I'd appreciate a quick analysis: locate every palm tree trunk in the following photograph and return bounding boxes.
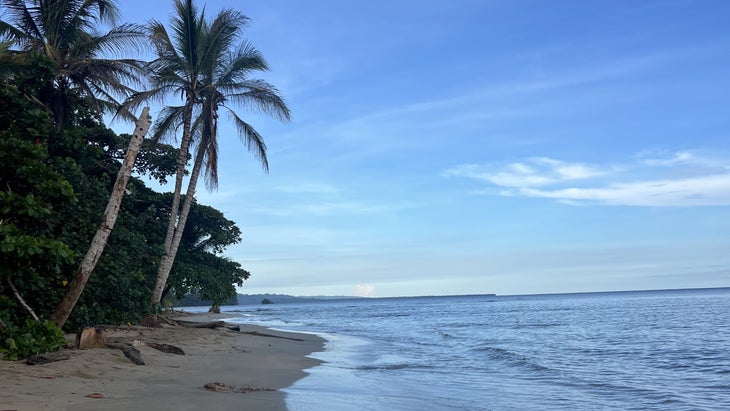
[152,98,194,307]
[150,142,206,308]
[161,97,195,255]
[51,108,153,329]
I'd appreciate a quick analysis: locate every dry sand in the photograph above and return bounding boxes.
[0,314,324,411]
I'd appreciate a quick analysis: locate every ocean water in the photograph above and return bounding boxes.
[221,288,730,410]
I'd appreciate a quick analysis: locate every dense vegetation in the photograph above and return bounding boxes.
[0,0,280,359]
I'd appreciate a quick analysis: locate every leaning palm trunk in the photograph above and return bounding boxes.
[160,97,195,259]
[149,142,205,307]
[153,99,195,307]
[51,108,153,329]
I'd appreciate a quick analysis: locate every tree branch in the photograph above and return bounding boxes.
[6,278,39,321]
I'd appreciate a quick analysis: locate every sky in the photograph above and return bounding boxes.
[114,0,730,297]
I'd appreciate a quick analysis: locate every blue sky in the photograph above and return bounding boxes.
[118,0,730,297]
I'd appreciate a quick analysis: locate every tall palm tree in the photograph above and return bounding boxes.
[0,0,145,128]
[146,0,290,308]
[132,0,209,307]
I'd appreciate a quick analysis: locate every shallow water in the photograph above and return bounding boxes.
[222,288,730,410]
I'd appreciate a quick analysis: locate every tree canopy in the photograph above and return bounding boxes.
[0,0,278,359]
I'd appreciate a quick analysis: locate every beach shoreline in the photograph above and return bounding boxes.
[0,314,325,411]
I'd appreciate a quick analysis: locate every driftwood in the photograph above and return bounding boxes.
[26,351,70,365]
[174,321,240,333]
[132,340,185,355]
[107,343,145,365]
[176,320,227,329]
[204,382,275,394]
[240,331,304,342]
[147,342,185,355]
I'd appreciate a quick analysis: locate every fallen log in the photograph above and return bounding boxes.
[26,351,70,365]
[147,342,185,355]
[107,343,145,365]
[204,382,275,393]
[175,320,227,329]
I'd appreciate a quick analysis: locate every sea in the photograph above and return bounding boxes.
[213,288,729,410]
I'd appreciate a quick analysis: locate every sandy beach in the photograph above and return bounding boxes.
[0,314,324,411]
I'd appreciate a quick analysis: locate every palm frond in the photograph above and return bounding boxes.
[201,9,248,73]
[152,104,186,144]
[203,128,219,190]
[195,98,220,189]
[225,80,291,122]
[0,0,147,126]
[74,23,147,57]
[0,0,43,48]
[228,107,269,173]
[172,0,203,76]
[213,42,268,86]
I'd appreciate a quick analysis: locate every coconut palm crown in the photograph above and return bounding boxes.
[144,0,290,308]
[0,0,146,128]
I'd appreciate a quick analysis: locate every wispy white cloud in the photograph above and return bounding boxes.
[521,174,730,206]
[443,157,609,188]
[444,151,730,207]
[637,150,730,170]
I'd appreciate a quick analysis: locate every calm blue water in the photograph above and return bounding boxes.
[220,288,730,410]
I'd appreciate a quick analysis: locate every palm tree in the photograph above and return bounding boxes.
[146,0,290,308]
[131,0,209,307]
[50,107,152,328]
[0,0,145,128]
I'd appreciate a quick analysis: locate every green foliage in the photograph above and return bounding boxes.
[167,202,249,307]
[0,319,66,361]
[0,0,146,128]
[0,135,78,326]
[64,182,168,329]
[171,252,250,307]
[1,3,256,331]
[117,135,181,185]
[181,203,242,254]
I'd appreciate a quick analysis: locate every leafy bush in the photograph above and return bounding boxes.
[0,319,66,361]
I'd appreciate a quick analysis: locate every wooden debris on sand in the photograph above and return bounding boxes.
[85,393,104,399]
[147,342,185,355]
[107,344,145,365]
[76,327,107,349]
[26,352,70,365]
[132,340,185,355]
[176,320,227,329]
[204,382,275,394]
